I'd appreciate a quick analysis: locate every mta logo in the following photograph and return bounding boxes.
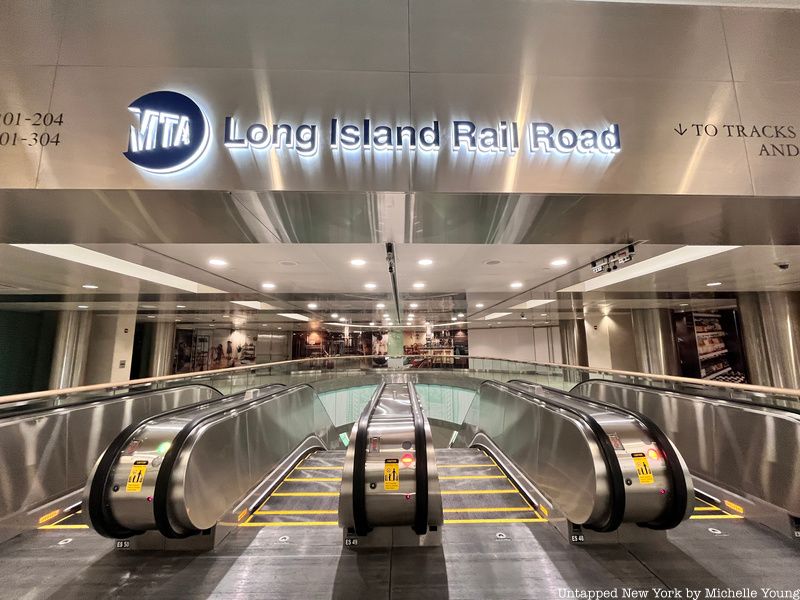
[123,91,209,173]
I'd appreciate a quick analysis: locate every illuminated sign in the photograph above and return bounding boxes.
[124,91,210,173]
[125,91,621,174]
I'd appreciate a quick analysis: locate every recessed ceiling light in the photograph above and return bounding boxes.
[540,313,547,316]
[409,303,418,309]
[376,302,385,309]
[451,316,457,321]
[147,315,155,319]
[706,282,722,287]
[338,317,346,322]
[262,323,268,327]
[510,281,523,289]
[679,303,689,306]
[82,284,98,289]
[77,304,89,309]
[350,258,366,267]
[262,282,276,289]
[412,282,425,289]
[476,303,484,308]
[364,282,377,289]
[208,258,227,267]
[369,322,375,326]
[223,314,230,318]
[176,304,186,308]
[418,258,433,266]
[331,313,339,318]
[550,258,568,267]
[485,312,511,320]
[140,304,156,309]
[277,326,282,329]
[308,303,318,309]
[457,313,464,318]
[175,319,181,322]
[383,313,390,318]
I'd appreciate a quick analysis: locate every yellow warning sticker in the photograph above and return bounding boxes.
[126,463,147,492]
[631,453,654,485]
[384,459,399,491]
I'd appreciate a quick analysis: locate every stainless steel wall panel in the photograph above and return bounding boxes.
[57,0,409,71]
[409,74,752,195]
[723,8,800,82]
[37,67,412,191]
[0,1,63,66]
[409,0,731,80]
[0,66,55,188]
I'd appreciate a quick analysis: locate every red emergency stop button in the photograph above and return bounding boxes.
[401,453,415,466]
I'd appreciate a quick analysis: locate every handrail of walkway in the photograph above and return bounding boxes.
[1,354,798,405]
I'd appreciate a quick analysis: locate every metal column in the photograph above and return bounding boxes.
[148,321,176,377]
[631,309,680,376]
[559,318,589,367]
[737,292,800,389]
[48,310,93,390]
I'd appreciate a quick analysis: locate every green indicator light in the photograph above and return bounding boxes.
[156,442,171,454]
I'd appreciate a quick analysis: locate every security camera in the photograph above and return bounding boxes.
[776,261,790,271]
[520,313,527,320]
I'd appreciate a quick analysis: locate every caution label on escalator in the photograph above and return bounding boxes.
[384,459,400,491]
[631,453,654,484]
[126,461,148,493]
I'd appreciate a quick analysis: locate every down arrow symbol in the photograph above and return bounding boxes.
[674,123,687,135]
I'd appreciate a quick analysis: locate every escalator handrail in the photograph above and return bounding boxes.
[85,384,235,539]
[483,380,626,532]
[407,382,429,535]
[573,377,800,418]
[152,383,288,538]
[513,380,690,530]
[1,382,222,421]
[351,382,387,537]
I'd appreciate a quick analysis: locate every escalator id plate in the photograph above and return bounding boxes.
[631,453,654,485]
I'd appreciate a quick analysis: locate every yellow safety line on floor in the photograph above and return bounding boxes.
[39,511,80,528]
[694,506,721,511]
[255,509,338,515]
[296,466,343,471]
[284,477,341,482]
[441,489,517,495]
[689,514,743,520]
[272,492,339,497]
[444,517,546,524]
[443,507,535,513]
[437,464,498,468]
[39,524,89,530]
[439,475,506,480]
[240,520,339,527]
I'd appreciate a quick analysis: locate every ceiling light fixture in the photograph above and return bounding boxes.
[262,282,276,289]
[208,258,228,267]
[451,316,457,321]
[279,313,310,322]
[485,312,511,320]
[457,313,464,318]
[77,305,89,309]
[510,281,524,289]
[413,282,425,289]
[376,302,385,309]
[364,282,377,289]
[331,313,339,318]
[706,282,722,287]
[350,258,366,267]
[307,303,318,309]
[476,303,484,308]
[176,304,186,308]
[418,258,433,266]
[409,303,418,309]
[559,246,740,293]
[383,313,390,318]
[147,315,155,319]
[11,244,226,294]
[338,317,346,322]
[369,321,375,326]
[550,258,568,267]
[82,284,98,289]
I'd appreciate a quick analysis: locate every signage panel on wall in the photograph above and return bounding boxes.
[1,66,799,196]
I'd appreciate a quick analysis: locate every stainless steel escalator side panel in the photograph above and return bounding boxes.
[168,385,338,532]
[463,381,609,526]
[574,380,800,517]
[0,384,220,539]
[531,385,692,525]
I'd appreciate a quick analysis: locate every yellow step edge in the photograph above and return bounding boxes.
[444,517,546,524]
[272,492,339,497]
[239,521,338,527]
[439,475,506,480]
[689,514,743,520]
[441,489,517,495]
[39,524,89,530]
[255,509,338,515]
[694,506,721,511]
[443,507,534,513]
